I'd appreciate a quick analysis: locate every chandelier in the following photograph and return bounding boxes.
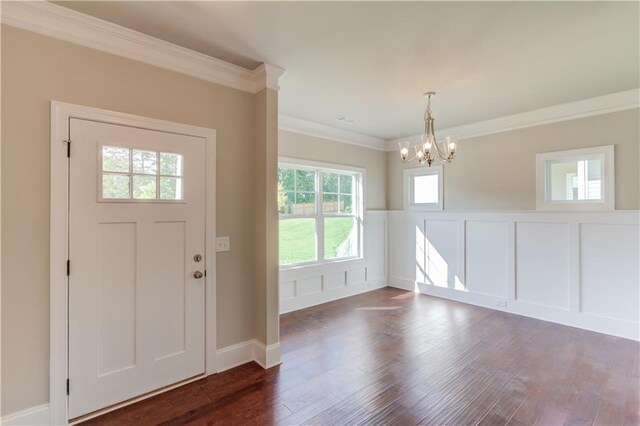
[398,92,457,166]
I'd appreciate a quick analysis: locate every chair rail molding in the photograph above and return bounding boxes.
[0,1,284,93]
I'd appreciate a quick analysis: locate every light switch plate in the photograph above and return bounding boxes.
[216,236,230,252]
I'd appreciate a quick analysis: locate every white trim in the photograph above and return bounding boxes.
[253,341,282,369]
[535,145,615,211]
[390,89,640,148]
[1,404,51,426]
[279,115,388,151]
[215,340,281,372]
[215,340,256,373]
[50,101,217,425]
[0,1,284,94]
[403,166,444,211]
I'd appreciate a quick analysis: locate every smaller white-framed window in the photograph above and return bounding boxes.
[536,145,614,211]
[404,166,444,211]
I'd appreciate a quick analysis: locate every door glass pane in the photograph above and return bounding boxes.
[160,177,183,200]
[279,218,317,265]
[548,159,602,201]
[160,153,182,176]
[102,174,130,199]
[324,217,357,259]
[413,175,439,204]
[102,146,130,173]
[132,150,157,175]
[133,175,157,199]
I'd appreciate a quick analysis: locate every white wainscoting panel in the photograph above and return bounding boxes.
[515,222,570,310]
[347,267,366,286]
[280,280,296,301]
[279,211,388,314]
[365,211,387,283]
[425,219,461,289]
[388,211,640,340]
[324,271,346,290]
[297,277,323,296]
[466,221,508,299]
[580,223,640,323]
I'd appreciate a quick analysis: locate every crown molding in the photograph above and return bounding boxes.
[279,115,388,151]
[389,88,640,148]
[0,1,284,94]
[282,89,639,152]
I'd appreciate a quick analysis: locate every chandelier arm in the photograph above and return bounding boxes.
[432,139,449,161]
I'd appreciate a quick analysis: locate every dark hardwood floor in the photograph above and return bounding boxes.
[81,288,639,425]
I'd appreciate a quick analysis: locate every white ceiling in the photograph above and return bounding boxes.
[55,1,639,140]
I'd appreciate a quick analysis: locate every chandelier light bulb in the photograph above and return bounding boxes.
[398,141,411,162]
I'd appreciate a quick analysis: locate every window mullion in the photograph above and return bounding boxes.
[317,169,324,262]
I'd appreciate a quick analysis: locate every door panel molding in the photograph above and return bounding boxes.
[50,101,217,425]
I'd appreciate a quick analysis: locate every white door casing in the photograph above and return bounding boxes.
[50,102,216,424]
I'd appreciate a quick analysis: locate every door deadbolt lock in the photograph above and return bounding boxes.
[193,271,203,279]
[193,254,202,262]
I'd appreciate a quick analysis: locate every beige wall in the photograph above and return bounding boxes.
[279,131,388,210]
[387,109,640,210]
[1,25,277,415]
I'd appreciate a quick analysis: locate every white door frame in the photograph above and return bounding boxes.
[50,101,217,425]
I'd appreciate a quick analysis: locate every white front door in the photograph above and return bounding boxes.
[68,118,207,418]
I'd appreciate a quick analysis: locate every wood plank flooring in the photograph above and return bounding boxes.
[81,288,639,425]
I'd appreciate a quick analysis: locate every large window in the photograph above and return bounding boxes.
[536,145,614,211]
[278,160,363,266]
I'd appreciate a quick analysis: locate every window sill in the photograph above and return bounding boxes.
[280,257,365,279]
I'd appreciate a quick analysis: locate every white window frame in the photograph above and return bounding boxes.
[98,144,185,203]
[404,166,444,211]
[536,145,615,211]
[278,157,365,269]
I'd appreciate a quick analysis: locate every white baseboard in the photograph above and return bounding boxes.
[1,404,51,426]
[216,339,282,373]
[215,340,257,373]
[390,276,639,341]
[254,341,282,369]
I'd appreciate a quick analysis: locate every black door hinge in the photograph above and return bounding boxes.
[65,139,71,158]
[204,270,207,277]
[66,260,70,276]
[66,379,70,395]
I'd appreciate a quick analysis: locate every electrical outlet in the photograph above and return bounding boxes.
[216,236,230,252]
[496,299,507,308]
